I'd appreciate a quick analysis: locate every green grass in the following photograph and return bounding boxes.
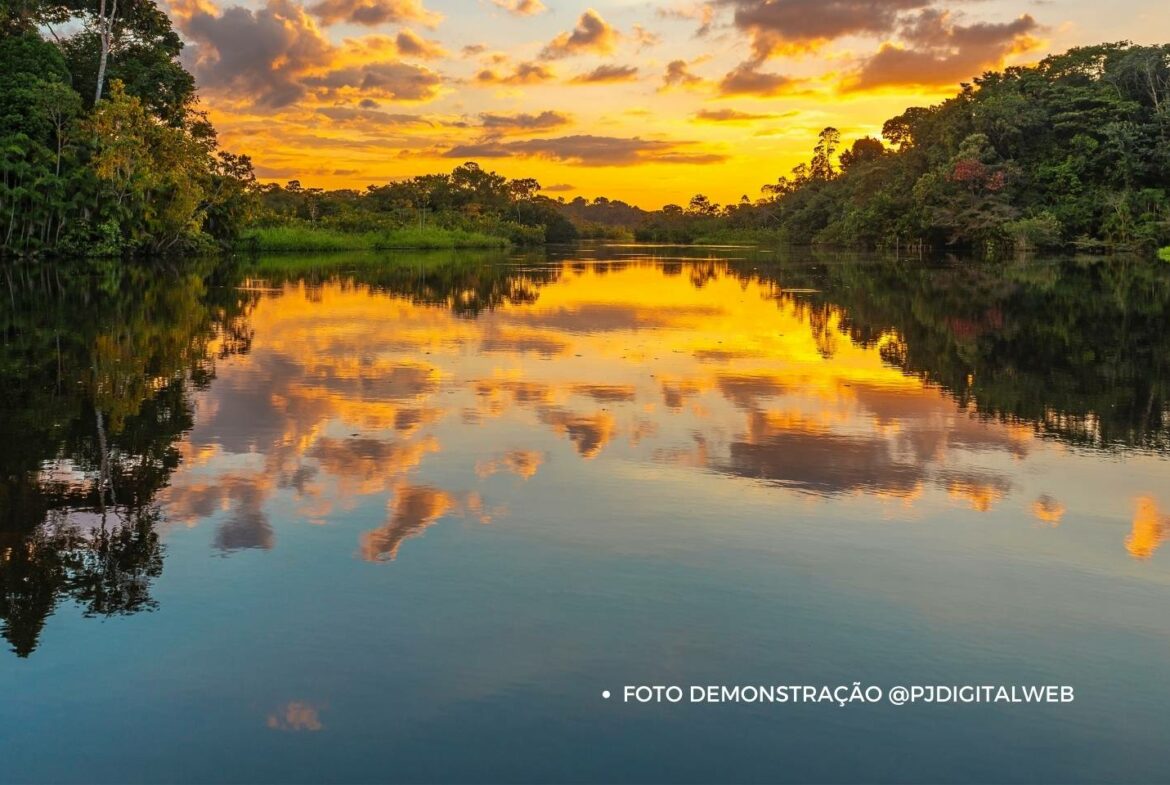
[1159,246,1170,262]
[241,225,509,252]
[691,228,788,245]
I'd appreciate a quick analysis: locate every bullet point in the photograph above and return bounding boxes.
[602,690,611,699]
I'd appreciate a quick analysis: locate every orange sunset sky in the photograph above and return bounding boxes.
[164,0,1170,207]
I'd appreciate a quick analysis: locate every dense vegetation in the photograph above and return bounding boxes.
[1,1,257,256]
[247,163,580,248]
[633,43,1170,255]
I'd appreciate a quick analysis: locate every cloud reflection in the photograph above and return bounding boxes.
[155,260,1167,565]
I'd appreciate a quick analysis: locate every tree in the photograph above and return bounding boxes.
[839,137,886,171]
[810,127,841,181]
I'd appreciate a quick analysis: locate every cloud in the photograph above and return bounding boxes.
[541,183,575,192]
[315,106,436,126]
[719,0,932,59]
[718,63,800,96]
[662,59,704,90]
[475,61,556,85]
[846,11,1040,90]
[632,24,661,50]
[443,135,727,166]
[392,29,446,59]
[479,110,572,133]
[657,3,717,37]
[570,64,640,84]
[174,0,334,108]
[307,0,441,27]
[303,61,444,101]
[694,108,784,122]
[172,0,444,107]
[491,0,546,15]
[540,9,619,59]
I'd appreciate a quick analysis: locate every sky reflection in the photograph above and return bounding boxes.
[158,260,1168,564]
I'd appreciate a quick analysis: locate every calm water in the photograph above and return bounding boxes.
[2,247,1169,783]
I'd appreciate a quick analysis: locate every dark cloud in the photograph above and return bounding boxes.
[662,59,704,90]
[475,61,556,85]
[846,11,1039,90]
[303,62,444,101]
[479,110,572,133]
[718,63,800,96]
[307,0,441,27]
[571,64,640,84]
[316,106,434,125]
[719,0,931,59]
[176,0,333,108]
[540,9,619,59]
[443,135,727,166]
[173,0,444,107]
[694,108,784,122]
[541,183,575,192]
[392,28,446,59]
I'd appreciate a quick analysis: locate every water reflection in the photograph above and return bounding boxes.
[1,263,254,656]
[2,249,1169,658]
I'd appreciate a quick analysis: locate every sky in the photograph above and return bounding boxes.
[162,0,1170,207]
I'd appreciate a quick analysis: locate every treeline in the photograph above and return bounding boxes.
[633,43,1170,254]
[250,163,580,246]
[1,1,255,257]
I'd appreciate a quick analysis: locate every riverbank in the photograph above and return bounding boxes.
[240,226,509,252]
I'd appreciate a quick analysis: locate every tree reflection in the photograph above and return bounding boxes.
[739,255,1170,451]
[0,262,255,657]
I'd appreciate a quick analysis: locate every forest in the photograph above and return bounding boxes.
[2,0,1169,257]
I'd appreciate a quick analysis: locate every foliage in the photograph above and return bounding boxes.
[0,5,255,258]
[612,43,1170,255]
[242,224,509,252]
[736,254,1170,449]
[250,162,578,248]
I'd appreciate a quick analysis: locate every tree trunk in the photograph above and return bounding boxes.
[94,0,117,104]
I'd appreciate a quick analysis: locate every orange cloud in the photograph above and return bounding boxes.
[844,12,1041,91]
[540,9,619,59]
